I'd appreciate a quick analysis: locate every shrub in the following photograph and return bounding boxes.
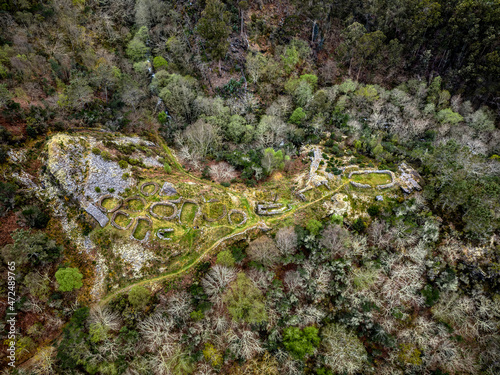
[216,250,235,267]
[1,229,61,266]
[352,218,366,233]
[91,147,101,155]
[101,151,111,161]
[224,272,267,324]
[164,163,172,173]
[289,107,306,124]
[95,187,101,193]
[398,343,422,366]
[118,160,128,169]
[55,267,83,292]
[203,343,223,367]
[421,284,440,306]
[220,181,230,187]
[153,56,168,70]
[128,285,150,309]
[283,326,320,360]
[436,108,464,125]
[21,205,49,228]
[306,219,322,236]
[367,205,380,217]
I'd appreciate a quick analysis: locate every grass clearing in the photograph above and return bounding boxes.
[133,219,151,240]
[351,173,391,186]
[125,198,145,211]
[152,204,175,218]
[102,197,121,210]
[114,213,131,227]
[180,203,198,224]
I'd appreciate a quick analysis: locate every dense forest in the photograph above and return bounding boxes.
[0,0,499,374]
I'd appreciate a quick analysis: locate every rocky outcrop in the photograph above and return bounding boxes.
[398,163,423,194]
[85,203,109,227]
[159,182,178,196]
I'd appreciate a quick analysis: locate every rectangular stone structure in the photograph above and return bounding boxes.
[85,203,109,227]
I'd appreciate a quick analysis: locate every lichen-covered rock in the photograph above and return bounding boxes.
[159,182,178,196]
[46,134,135,205]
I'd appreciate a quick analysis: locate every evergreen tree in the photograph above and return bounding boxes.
[196,0,231,75]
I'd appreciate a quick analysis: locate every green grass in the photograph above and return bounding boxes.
[102,197,120,210]
[126,198,145,211]
[152,204,175,218]
[180,203,198,224]
[179,228,200,249]
[230,211,244,225]
[203,202,225,220]
[133,219,151,240]
[351,173,391,186]
[114,213,131,227]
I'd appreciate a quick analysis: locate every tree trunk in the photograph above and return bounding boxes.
[218,59,222,76]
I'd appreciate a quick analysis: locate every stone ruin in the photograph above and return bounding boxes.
[227,209,248,226]
[96,194,123,213]
[149,201,178,220]
[203,200,228,222]
[157,228,174,240]
[256,202,291,216]
[398,163,422,194]
[348,169,397,190]
[110,210,134,230]
[130,216,153,243]
[85,203,109,227]
[140,181,159,196]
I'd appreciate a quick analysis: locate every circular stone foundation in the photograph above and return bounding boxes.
[203,203,227,222]
[123,196,147,212]
[140,181,159,196]
[228,209,247,226]
[96,194,123,213]
[110,210,134,230]
[149,201,178,220]
[130,216,153,243]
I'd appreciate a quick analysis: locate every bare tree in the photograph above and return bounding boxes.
[202,265,237,305]
[138,313,177,354]
[166,291,192,323]
[209,162,236,182]
[319,224,349,258]
[247,235,280,266]
[30,346,56,375]
[275,226,297,256]
[89,306,122,332]
[229,329,264,360]
[179,119,221,158]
